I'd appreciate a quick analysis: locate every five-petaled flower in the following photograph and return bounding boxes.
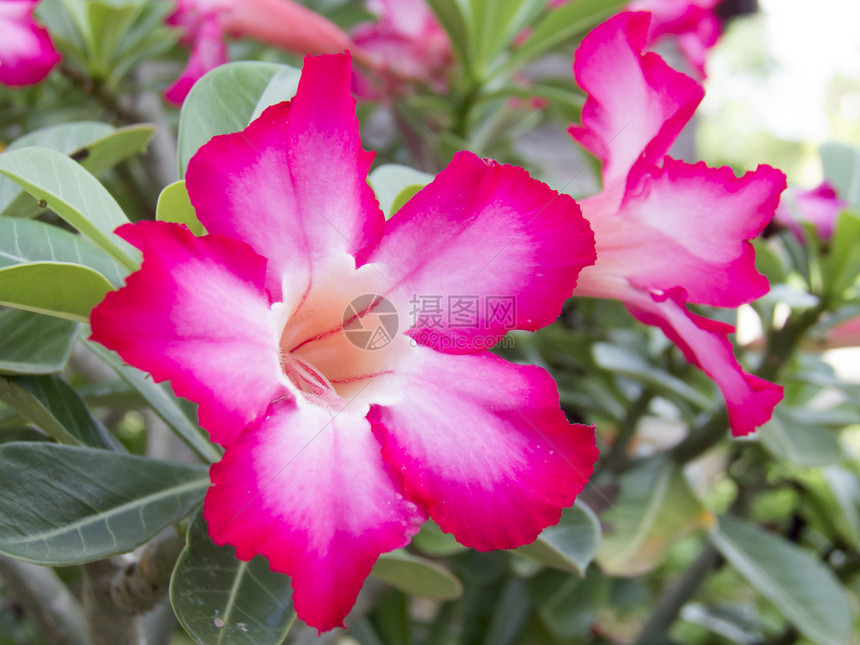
[165,0,351,104]
[568,12,787,436]
[0,0,60,87]
[91,53,598,631]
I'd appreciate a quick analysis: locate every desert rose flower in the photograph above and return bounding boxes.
[568,12,786,436]
[91,53,598,630]
[351,0,452,99]
[165,0,351,103]
[0,0,60,86]
[774,182,848,242]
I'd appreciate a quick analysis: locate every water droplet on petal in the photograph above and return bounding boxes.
[213,617,225,629]
[395,493,403,501]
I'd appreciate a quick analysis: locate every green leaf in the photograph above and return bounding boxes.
[515,502,600,576]
[711,515,852,645]
[597,458,713,576]
[178,61,285,174]
[412,519,467,556]
[513,0,627,63]
[425,0,472,73]
[0,442,208,565]
[821,211,860,302]
[0,148,138,271]
[368,164,433,219]
[0,123,155,219]
[250,65,302,121]
[371,550,464,600]
[156,180,206,236]
[85,341,221,463]
[0,217,127,287]
[85,0,140,77]
[820,141,860,206]
[468,0,546,76]
[0,310,78,375]
[0,374,121,450]
[757,408,844,467]
[170,513,296,645]
[530,566,609,639]
[0,262,113,322]
[592,342,712,409]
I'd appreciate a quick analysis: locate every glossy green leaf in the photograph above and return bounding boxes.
[0,123,155,219]
[820,141,860,206]
[0,217,126,287]
[711,515,852,645]
[0,310,78,375]
[0,442,208,564]
[368,164,433,219]
[156,180,206,236]
[178,61,285,174]
[171,513,296,645]
[513,0,627,63]
[371,550,463,600]
[0,148,138,270]
[516,502,600,576]
[597,458,713,576]
[85,341,221,463]
[0,374,120,450]
[250,65,302,121]
[86,0,139,76]
[0,262,113,322]
[592,342,712,408]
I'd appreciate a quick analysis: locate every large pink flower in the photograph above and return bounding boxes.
[165,0,351,104]
[569,12,786,436]
[0,0,60,86]
[774,182,848,242]
[91,53,598,630]
[351,0,452,99]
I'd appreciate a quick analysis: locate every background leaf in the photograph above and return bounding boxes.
[711,515,852,645]
[170,513,296,645]
[0,310,78,375]
[0,148,138,270]
[371,550,464,600]
[515,502,600,576]
[0,374,122,450]
[0,442,208,564]
[156,180,206,236]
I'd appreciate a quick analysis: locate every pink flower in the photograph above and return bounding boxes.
[774,182,848,242]
[551,0,721,78]
[92,53,598,631]
[165,0,351,104]
[351,0,452,99]
[569,12,786,436]
[0,0,60,86]
[628,0,721,78]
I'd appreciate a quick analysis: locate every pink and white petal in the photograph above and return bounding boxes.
[370,348,598,550]
[185,53,384,299]
[568,11,703,187]
[0,1,60,86]
[164,15,227,105]
[90,221,285,447]
[625,286,783,436]
[204,401,425,631]
[774,182,848,242]
[360,151,595,352]
[582,159,785,307]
